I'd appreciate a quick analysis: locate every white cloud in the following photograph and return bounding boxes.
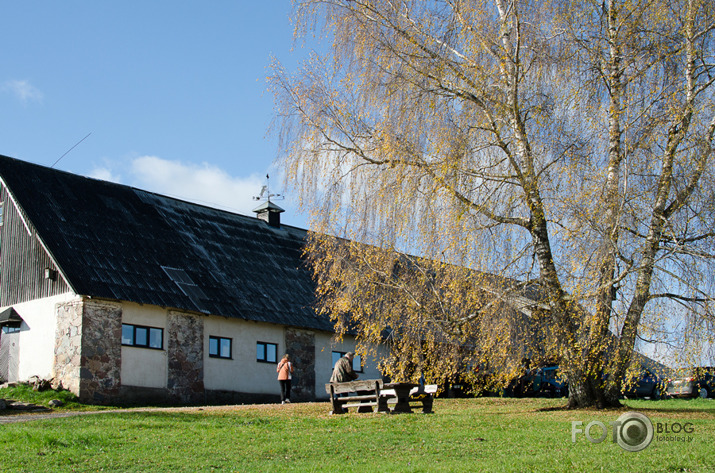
[129,155,265,216]
[88,166,122,183]
[2,79,44,104]
[82,155,304,227]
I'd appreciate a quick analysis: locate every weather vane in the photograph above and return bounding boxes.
[252,174,284,203]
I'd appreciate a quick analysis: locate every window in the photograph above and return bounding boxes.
[332,351,363,373]
[256,341,278,363]
[209,336,232,359]
[161,266,208,312]
[122,324,163,349]
[2,325,20,334]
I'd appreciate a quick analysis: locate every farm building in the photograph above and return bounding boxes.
[0,154,382,404]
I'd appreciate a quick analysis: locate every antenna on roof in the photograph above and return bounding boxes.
[52,132,92,168]
[252,174,284,203]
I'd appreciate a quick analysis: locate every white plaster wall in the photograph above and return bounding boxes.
[203,317,284,395]
[314,332,386,399]
[5,291,390,400]
[1,292,78,382]
[120,302,168,389]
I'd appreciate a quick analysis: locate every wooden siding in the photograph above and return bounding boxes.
[0,184,72,306]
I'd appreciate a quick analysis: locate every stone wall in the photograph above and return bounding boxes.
[54,300,83,395]
[167,310,204,403]
[54,299,123,403]
[55,301,207,405]
[79,300,122,403]
[284,328,315,401]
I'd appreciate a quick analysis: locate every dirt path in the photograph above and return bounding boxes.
[0,410,101,424]
[0,404,262,424]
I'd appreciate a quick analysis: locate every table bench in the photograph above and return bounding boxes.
[380,384,438,413]
[325,379,384,414]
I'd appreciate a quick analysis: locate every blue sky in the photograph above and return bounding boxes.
[1,1,308,227]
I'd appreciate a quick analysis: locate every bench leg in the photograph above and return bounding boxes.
[330,388,346,414]
[421,395,434,414]
[330,398,347,414]
[377,396,390,413]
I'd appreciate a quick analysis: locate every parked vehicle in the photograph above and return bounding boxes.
[505,365,568,398]
[666,367,715,398]
[623,370,664,399]
[532,366,568,398]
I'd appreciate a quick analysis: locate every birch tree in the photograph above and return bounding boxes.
[271,0,715,408]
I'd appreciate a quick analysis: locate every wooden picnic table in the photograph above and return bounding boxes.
[382,382,419,413]
[379,383,438,413]
[325,380,437,414]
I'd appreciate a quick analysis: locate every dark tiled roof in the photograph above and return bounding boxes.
[0,154,333,332]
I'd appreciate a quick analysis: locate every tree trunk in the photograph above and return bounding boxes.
[566,366,622,409]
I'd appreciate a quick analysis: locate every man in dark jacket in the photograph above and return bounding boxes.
[330,352,359,383]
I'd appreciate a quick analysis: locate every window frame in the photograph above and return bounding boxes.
[208,335,233,360]
[2,324,20,334]
[331,350,364,373]
[121,323,164,350]
[256,341,278,364]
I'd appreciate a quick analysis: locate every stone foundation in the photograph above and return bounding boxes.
[205,390,280,405]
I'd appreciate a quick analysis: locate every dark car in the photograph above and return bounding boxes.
[505,365,568,398]
[623,370,664,399]
[533,366,568,397]
[666,367,715,398]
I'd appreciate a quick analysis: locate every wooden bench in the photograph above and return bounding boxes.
[325,379,385,414]
[381,384,438,413]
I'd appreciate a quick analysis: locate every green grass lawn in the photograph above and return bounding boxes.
[1,397,713,472]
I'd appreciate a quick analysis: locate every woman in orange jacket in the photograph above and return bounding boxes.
[277,354,294,404]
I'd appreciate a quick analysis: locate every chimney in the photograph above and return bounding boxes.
[252,200,285,227]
